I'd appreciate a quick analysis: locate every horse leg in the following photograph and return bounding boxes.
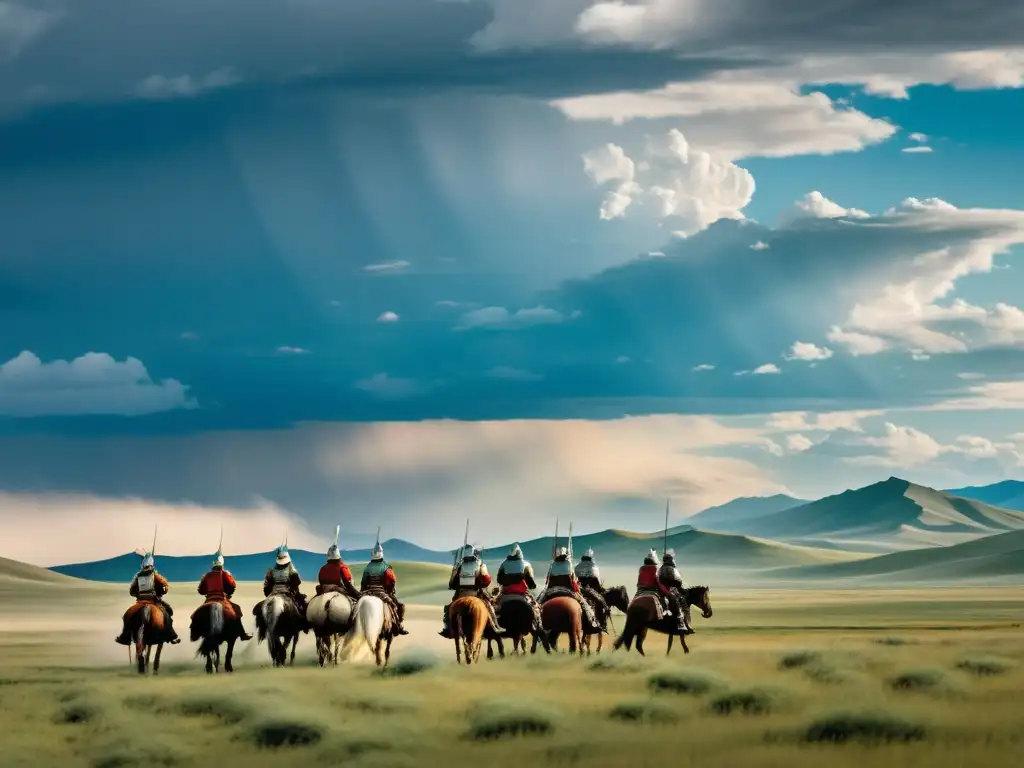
[681,634,690,654]
[289,635,298,666]
[636,627,647,656]
[597,633,604,654]
[494,634,505,659]
[135,624,146,675]
[374,636,384,667]
[667,633,674,656]
[486,638,494,660]
[384,637,392,667]
[205,650,214,674]
[213,645,220,673]
[225,638,236,673]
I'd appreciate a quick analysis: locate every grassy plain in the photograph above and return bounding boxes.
[1,570,1022,768]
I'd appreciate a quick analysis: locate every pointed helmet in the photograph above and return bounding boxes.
[212,550,225,568]
[582,547,595,560]
[327,544,341,561]
[509,543,522,558]
[371,542,384,561]
[141,552,155,570]
[662,549,676,564]
[275,545,291,566]
[555,546,568,559]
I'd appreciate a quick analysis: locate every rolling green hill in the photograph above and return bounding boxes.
[769,528,1024,583]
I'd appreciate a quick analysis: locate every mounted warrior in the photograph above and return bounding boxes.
[439,543,501,638]
[317,539,362,602]
[262,543,308,616]
[575,546,609,630]
[635,548,687,634]
[540,543,599,632]
[658,549,693,634]
[195,545,252,641]
[494,543,543,634]
[360,539,409,635]
[115,547,181,646]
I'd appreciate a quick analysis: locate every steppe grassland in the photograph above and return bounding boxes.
[1,576,1022,768]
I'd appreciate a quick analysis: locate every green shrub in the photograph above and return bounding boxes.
[956,656,1014,677]
[466,699,555,741]
[647,668,724,695]
[708,687,781,716]
[247,719,325,749]
[803,710,927,744]
[609,699,679,724]
[779,650,820,669]
[888,668,948,692]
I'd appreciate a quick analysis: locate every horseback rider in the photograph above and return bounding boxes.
[439,545,501,638]
[196,550,253,641]
[540,546,599,631]
[360,542,409,636]
[317,543,362,601]
[115,551,181,645]
[262,545,308,616]
[635,547,684,633]
[494,543,543,634]
[658,549,693,634]
[575,546,609,628]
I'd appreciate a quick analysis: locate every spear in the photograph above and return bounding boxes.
[663,498,670,558]
[567,521,575,579]
[552,517,559,560]
[151,525,158,558]
[333,525,340,547]
[218,525,224,555]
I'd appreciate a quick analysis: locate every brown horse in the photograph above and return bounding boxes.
[124,602,168,675]
[190,601,243,674]
[450,596,504,664]
[613,585,713,656]
[494,595,550,656]
[581,585,630,656]
[537,596,584,655]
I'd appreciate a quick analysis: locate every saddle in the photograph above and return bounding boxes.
[498,593,531,607]
[123,599,162,622]
[631,590,666,621]
[362,588,400,629]
[192,598,237,622]
[541,586,576,602]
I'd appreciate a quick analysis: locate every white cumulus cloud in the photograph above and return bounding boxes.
[785,341,834,362]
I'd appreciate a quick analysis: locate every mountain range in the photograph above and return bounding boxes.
[45,476,1024,584]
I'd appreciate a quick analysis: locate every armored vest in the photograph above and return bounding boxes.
[658,564,682,586]
[548,559,571,578]
[136,570,156,599]
[363,560,389,589]
[576,560,600,580]
[498,557,528,586]
[204,570,226,597]
[458,559,480,588]
[269,565,294,591]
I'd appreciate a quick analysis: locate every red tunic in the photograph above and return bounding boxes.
[318,562,353,586]
[637,564,670,595]
[198,569,236,601]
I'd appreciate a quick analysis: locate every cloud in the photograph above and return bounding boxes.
[908,133,929,142]
[826,326,890,356]
[925,380,1024,411]
[902,145,934,153]
[0,1,60,62]
[485,366,544,381]
[376,311,400,323]
[785,433,814,453]
[753,363,781,375]
[353,373,420,400]
[582,129,755,233]
[693,363,714,372]
[134,67,241,100]
[0,415,787,560]
[766,410,882,432]
[276,346,310,355]
[364,260,411,273]
[555,80,896,161]
[750,241,769,251]
[787,190,870,221]
[0,351,193,417]
[785,341,834,362]
[457,305,566,330]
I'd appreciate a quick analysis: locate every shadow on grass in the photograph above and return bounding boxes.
[609,699,679,725]
[955,656,1015,677]
[708,686,785,716]
[466,698,556,741]
[803,710,927,744]
[647,668,725,696]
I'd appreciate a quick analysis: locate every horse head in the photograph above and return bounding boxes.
[687,585,713,619]
[603,585,630,614]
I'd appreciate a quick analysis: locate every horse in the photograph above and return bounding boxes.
[305,590,355,667]
[536,595,584,655]
[449,595,505,664]
[613,585,713,656]
[494,594,550,656]
[124,602,168,675]
[338,594,396,668]
[253,594,307,667]
[190,601,243,674]
[581,585,630,656]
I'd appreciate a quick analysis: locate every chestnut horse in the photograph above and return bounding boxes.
[581,585,630,655]
[124,602,168,675]
[494,595,550,656]
[537,596,584,655]
[613,585,713,656]
[450,596,505,664]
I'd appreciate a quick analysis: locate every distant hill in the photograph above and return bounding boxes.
[50,538,454,583]
[770,528,1024,583]
[682,494,809,532]
[1,555,81,584]
[711,477,1024,552]
[945,480,1024,511]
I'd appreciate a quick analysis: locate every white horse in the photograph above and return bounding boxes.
[338,595,394,667]
[305,591,355,666]
[254,594,305,667]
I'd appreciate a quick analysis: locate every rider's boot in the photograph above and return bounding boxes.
[231,604,253,641]
[394,602,410,636]
[438,603,451,637]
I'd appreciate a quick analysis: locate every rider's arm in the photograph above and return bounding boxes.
[223,571,237,596]
[524,564,538,590]
[340,563,353,583]
[384,567,397,591]
[129,576,139,597]
[155,574,169,596]
[263,570,273,597]
[197,576,207,596]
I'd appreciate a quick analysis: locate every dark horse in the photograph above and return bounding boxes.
[124,602,168,675]
[582,585,630,655]
[253,593,308,667]
[190,601,244,674]
[613,585,713,656]
[493,594,550,656]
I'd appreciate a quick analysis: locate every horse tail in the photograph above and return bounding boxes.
[339,597,382,663]
[262,596,284,657]
[195,602,224,657]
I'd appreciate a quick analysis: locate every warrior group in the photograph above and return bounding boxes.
[115,536,690,655]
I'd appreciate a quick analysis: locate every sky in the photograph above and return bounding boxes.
[2,0,1024,566]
